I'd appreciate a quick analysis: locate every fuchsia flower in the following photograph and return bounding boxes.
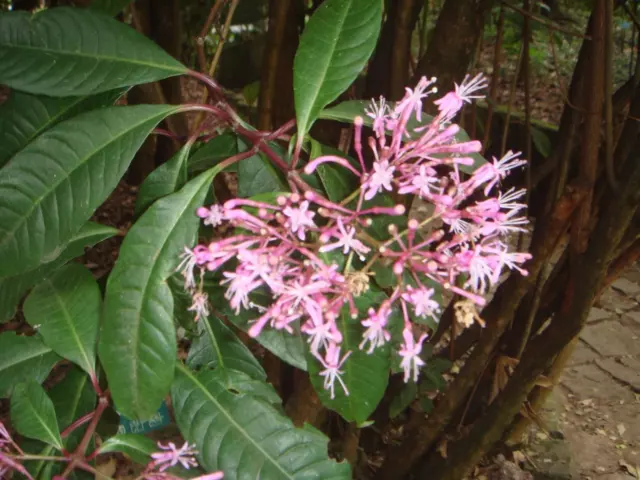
[399,328,428,383]
[317,343,352,399]
[179,72,532,394]
[145,440,224,480]
[151,441,199,471]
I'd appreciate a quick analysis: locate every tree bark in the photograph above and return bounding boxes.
[413,0,493,95]
[257,0,300,130]
[365,0,424,100]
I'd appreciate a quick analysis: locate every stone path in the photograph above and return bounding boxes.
[525,265,640,479]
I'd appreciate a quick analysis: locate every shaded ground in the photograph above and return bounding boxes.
[520,269,640,480]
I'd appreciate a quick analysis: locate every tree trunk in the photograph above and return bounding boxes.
[413,0,493,94]
[365,0,424,100]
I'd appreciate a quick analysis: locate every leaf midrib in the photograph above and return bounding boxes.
[0,343,52,372]
[176,364,295,480]
[2,44,185,74]
[45,277,94,375]
[125,169,217,414]
[296,0,352,134]
[22,391,62,449]
[0,107,176,257]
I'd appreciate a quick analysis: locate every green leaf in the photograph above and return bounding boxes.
[0,7,186,97]
[48,367,96,450]
[99,166,222,419]
[310,139,358,202]
[188,133,240,175]
[293,0,382,139]
[531,126,551,158]
[10,380,63,450]
[98,434,157,464]
[187,314,266,381]
[0,333,60,398]
[89,0,132,16]
[389,382,417,419]
[0,89,125,168]
[307,289,390,424]
[319,100,487,173]
[0,104,179,278]
[237,138,287,198]
[171,364,351,479]
[135,143,193,215]
[23,263,101,376]
[0,222,117,323]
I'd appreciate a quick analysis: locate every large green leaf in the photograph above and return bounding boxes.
[187,133,240,175]
[293,0,382,139]
[135,143,193,215]
[187,313,267,381]
[319,100,487,174]
[98,434,157,464]
[171,364,351,480]
[307,289,391,424]
[10,380,63,450]
[23,263,101,376]
[0,222,117,323]
[48,367,96,450]
[237,138,287,198]
[99,167,222,419]
[0,333,60,398]
[0,89,125,168]
[0,105,179,278]
[0,7,186,96]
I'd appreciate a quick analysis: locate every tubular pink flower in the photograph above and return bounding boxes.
[434,73,488,120]
[283,200,316,241]
[398,328,428,383]
[188,291,210,321]
[363,160,395,200]
[317,343,352,399]
[359,306,392,354]
[304,155,362,177]
[402,286,441,321]
[197,204,225,227]
[319,218,371,260]
[150,441,199,472]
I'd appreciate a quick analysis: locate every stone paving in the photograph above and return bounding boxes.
[525,265,640,479]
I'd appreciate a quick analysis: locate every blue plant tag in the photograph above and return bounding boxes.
[117,401,170,434]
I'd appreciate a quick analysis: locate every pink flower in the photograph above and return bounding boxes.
[399,328,428,383]
[434,73,488,120]
[317,343,352,399]
[197,204,225,227]
[359,307,392,354]
[188,291,209,321]
[397,164,439,198]
[471,150,526,195]
[402,286,440,321]
[394,76,437,123]
[222,270,263,314]
[283,200,316,241]
[319,218,371,260]
[150,441,199,472]
[365,96,394,137]
[364,160,395,200]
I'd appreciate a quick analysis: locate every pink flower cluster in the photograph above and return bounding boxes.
[179,73,532,397]
[144,441,224,480]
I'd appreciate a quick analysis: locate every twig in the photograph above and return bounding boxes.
[519,0,532,252]
[605,0,618,190]
[500,43,524,157]
[195,0,227,73]
[482,6,505,154]
[500,0,590,40]
[194,0,241,129]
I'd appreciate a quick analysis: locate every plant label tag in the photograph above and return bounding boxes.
[117,401,170,434]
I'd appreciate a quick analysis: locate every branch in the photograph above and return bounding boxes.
[500,0,591,39]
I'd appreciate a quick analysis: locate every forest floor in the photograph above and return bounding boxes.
[517,270,640,480]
